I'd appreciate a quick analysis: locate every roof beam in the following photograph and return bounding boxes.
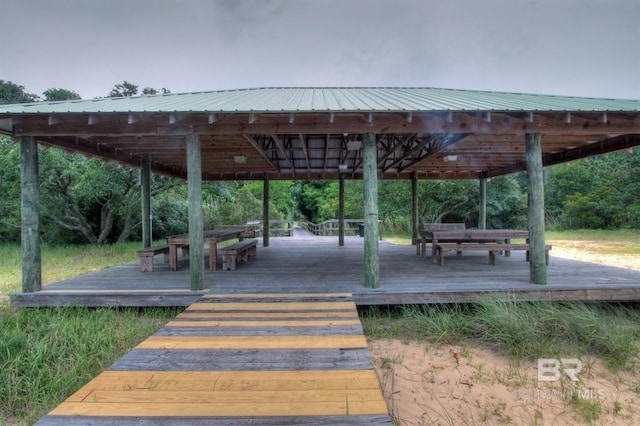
[323,135,330,171]
[396,133,469,173]
[241,135,279,171]
[8,111,640,136]
[298,133,311,171]
[270,134,294,170]
[485,134,640,178]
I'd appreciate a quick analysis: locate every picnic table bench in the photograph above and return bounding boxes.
[436,242,552,266]
[138,244,189,272]
[221,239,258,270]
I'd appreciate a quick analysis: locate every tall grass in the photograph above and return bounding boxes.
[0,305,180,424]
[0,242,143,294]
[0,241,178,424]
[361,298,640,369]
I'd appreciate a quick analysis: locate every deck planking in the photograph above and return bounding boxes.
[37,293,391,425]
[11,232,640,307]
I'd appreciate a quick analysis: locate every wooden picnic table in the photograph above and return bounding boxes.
[167,228,245,271]
[420,229,529,263]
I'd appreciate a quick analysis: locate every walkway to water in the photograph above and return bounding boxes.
[37,293,391,425]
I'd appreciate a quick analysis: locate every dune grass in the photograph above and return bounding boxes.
[0,305,180,424]
[0,242,143,295]
[0,241,179,424]
[360,299,640,371]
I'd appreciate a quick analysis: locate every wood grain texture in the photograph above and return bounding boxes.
[38,293,390,424]
[16,232,640,309]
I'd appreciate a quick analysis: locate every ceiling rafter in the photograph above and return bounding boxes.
[242,135,278,171]
[484,134,640,178]
[270,134,294,170]
[398,133,469,173]
[323,134,330,171]
[298,133,311,171]
[377,134,416,167]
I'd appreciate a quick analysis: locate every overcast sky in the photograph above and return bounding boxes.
[2,0,639,100]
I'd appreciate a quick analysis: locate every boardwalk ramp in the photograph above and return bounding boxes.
[38,293,391,425]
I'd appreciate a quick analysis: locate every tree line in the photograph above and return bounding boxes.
[0,80,638,245]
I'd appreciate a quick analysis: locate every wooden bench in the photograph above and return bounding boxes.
[436,243,552,266]
[138,244,189,272]
[221,239,258,271]
[137,245,170,272]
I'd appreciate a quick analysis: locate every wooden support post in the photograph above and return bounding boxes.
[363,132,379,288]
[263,175,270,247]
[339,175,345,247]
[525,133,547,284]
[141,157,152,248]
[20,136,42,293]
[411,172,419,249]
[186,134,204,291]
[479,176,487,230]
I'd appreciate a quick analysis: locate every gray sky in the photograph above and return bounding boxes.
[2,0,639,100]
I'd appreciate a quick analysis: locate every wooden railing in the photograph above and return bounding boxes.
[246,220,294,237]
[300,219,360,236]
[300,219,383,239]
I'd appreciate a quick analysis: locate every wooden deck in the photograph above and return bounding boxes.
[37,294,391,425]
[11,230,640,307]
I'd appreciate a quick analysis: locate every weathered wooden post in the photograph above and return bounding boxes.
[339,175,345,246]
[479,175,487,230]
[363,133,379,288]
[263,175,270,247]
[412,172,419,254]
[20,136,41,293]
[141,156,152,248]
[525,133,547,284]
[186,134,204,291]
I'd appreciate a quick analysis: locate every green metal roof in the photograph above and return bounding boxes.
[1,87,639,114]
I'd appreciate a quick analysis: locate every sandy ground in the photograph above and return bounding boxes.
[548,240,640,272]
[370,340,640,425]
[369,241,640,425]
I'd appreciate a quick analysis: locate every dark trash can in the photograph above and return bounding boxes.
[358,223,365,237]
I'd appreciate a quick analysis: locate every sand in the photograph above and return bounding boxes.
[370,340,640,425]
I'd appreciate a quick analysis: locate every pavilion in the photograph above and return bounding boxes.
[1,87,639,298]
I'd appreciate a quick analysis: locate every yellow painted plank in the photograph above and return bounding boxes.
[176,311,358,319]
[203,293,352,298]
[63,370,382,393]
[137,335,368,349]
[50,400,389,417]
[185,302,356,311]
[165,319,361,327]
[91,369,379,382]
[70,378,382,393]
[74,389,385,404]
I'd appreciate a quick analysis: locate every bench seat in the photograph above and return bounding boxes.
[137,245,170,272]
[138,244,189,272]
[221,239,258,270]
[436,243,552,266]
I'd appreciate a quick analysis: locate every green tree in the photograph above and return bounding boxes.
[0,80,39,103]
[109,81,170,97]
[42,88,81,101]
[0,81,40,241]
[108,81,139,97]
[0,138,21,241]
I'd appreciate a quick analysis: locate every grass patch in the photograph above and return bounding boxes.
[0,305,180,424]
[0,242,145,295]
[360,299,640,369]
